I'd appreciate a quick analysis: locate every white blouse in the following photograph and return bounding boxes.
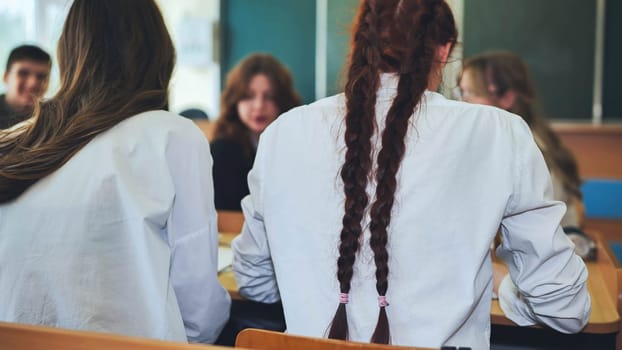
[0,111,230,343]
[232,74,590,350]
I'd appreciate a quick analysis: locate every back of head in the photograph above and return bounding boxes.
[0,0,176,203]
[56,0,175,114]
[329,0,457,344]
[5,45,51,72]
[215,53,301,151]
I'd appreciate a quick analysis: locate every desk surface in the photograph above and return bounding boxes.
[490,262,619,334]
[218,233,620,334]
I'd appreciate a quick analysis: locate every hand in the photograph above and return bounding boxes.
[493,262,509,295]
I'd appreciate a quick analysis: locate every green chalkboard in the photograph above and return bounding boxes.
[463,0,596,120]
[220,0,316,103]
[326,0,359,96]
[603,0,622,120]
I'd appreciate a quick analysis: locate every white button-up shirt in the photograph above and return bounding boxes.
[232,74,590,349]
[0,111,230,343]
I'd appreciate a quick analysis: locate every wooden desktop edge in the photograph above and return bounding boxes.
[491,230,620,334]
[0,321,234,350]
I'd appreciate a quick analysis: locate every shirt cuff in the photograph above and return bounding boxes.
[498,274,537,327]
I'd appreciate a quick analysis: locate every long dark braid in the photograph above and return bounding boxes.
[329,0,457,344]
[369,1,449,343]
[328,0,383,340]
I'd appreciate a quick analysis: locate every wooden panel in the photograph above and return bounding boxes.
[585,218,622,242]
[0,322,232,350]
[218,210,244,234]
[553,124,622,179]
[235,328,435,350]
[554,124,622,241]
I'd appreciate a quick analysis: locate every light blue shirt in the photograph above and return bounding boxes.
[0,111,230,343]
[232,74,590,350]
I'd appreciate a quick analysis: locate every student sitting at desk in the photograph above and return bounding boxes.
[232,1,590,349]
[211,53,301,211]
[0,45,51,129]
[0,0,230,343]
[459,51,584,229]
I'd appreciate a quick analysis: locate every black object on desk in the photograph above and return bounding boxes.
[215,299,286,346]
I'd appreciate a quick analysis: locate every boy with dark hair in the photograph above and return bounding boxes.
[1,44,51,129]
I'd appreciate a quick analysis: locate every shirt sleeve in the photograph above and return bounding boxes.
[231,129,281,303]
[166,123,231,343]
[496,119,591,333]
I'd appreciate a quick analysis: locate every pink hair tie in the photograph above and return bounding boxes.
[378,295,389,307]
[339,293,349,304]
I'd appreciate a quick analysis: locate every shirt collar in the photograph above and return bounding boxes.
[377,73,444,103]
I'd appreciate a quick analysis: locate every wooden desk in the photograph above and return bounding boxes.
[218,232,240,300]
[219,271,240,301]
[219,232,236,246]
[218,233,620,335]
[490,261,619,334]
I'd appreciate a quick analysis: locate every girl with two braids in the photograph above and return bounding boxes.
[232,0,590,348]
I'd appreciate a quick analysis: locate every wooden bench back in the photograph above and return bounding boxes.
[235,328,435,350]
[0,321,230,350]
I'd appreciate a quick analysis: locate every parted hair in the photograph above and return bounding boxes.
[328,0,457,344]
[0,0,175,204]
[462,52,582,200]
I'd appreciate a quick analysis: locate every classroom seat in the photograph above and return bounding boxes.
[0,321,230,350]
[581,179,622,219]
[235,328,435,350]
[581,179,622,267]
